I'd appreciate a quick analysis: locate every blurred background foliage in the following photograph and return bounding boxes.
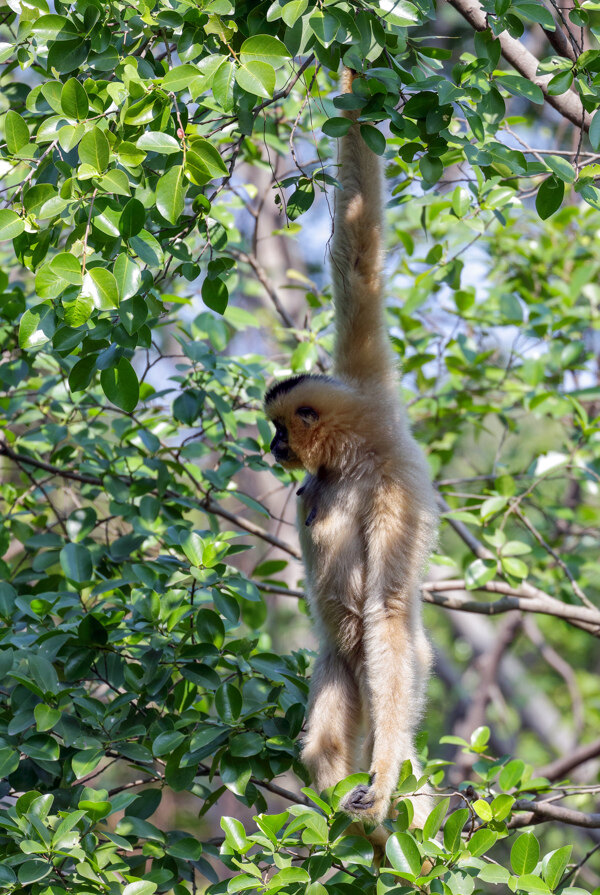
[0,0,599,893]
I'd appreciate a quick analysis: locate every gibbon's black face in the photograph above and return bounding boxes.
[270,421,292,464]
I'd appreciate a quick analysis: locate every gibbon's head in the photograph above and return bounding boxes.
[263,374,362,474]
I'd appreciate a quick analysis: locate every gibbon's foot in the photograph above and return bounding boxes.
[341,784,387,825]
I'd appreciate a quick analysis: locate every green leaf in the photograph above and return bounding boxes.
[0,209,25,241]
[152,731,186,756]
[18,305,55,349]
[100,358,140,413]
[122,882,157,895]
[452,186,471,218]
[473,799,493,821]
[589,110,600,151]
[181,531,205,566]
[470,725,490,751]
[479,864,511,884]
[61,78,89,119]
[422,796,449,840]
[31,13,78,41]
[97,169,131,197]
[235,61,276,98]
[517,2,555,27]
[0,866,17,887]
[511,832,540,875]
[443,807,468,853]
[220,754,251,796]
[468,828,497,857]
[266,868,309,889]
[542,845,572,890]
[385,832,422,877]
[499,759,525,791]
[229,732,263,757]
[162,64,201,92]
[213,60,235,111]
[547,69,573,96]
[545,155,575,183]
[491,793,514,821]
[360,124,386,156]
[517,874,551,895]
[113,254,141,301]
[239,34,290,67]
[308,9,339,45]
[215,682,242,721]
[465,558,496,589]
[18,862,52,885]
[281,0,308,26]
[332,835,373,865]
[221,816,248,850]
[120,198,146,239]
[156,165,186,224]
[136,131,181,154]
[287,178,314,220]
[202,276,228,314]
[322,117,352,138]
[83,267,120,309]
[34,704,61,731]
[188,136,228,176]
[78,127,110,172]
[496,74,544,105]
[60,543,93,582]
[50,252,82,285]
[4,110,29,153]
[501,555,528,578]
[0,747,20,777]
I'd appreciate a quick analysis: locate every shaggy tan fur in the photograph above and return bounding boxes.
[264,69,438,837]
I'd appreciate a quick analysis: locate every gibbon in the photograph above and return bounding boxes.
[264,69,438,833]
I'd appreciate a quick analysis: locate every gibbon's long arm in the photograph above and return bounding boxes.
[330,71,395,390]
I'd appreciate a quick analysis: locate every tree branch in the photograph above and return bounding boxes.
[539,737,600,782]
[259,579,600,634]
[510,798,600,828]
[0,441,301,560]
[447,0,591,130]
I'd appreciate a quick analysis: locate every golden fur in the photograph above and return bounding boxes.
[264,69,438,835]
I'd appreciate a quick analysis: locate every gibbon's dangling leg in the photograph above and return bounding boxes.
[263,66,438,842]
[302,649,361,793]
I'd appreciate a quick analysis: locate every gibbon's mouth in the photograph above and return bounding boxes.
[272,446,300,466]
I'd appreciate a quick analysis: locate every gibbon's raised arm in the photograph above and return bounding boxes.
[330,71,394,391]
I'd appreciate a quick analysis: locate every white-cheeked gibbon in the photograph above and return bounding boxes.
[264,69,438,833]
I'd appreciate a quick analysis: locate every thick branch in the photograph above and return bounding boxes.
[423,580,600,635]
[540,738,600,782]
[511,799,600,828]
[259,579,600,635]
[447,0,590,129]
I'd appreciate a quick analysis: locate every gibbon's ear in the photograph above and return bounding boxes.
[296,406,319,426]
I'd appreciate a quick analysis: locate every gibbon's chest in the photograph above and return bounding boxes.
[297,474,368,651]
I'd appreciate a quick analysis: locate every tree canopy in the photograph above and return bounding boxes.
[0,0,599,893]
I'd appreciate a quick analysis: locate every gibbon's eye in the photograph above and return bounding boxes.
[296,406,319,425]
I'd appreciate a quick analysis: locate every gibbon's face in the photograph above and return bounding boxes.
[263,375,323,471]
[267,406,320,470]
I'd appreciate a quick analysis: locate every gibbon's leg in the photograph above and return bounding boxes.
[302,648,361,794]
[342,607,430,826]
